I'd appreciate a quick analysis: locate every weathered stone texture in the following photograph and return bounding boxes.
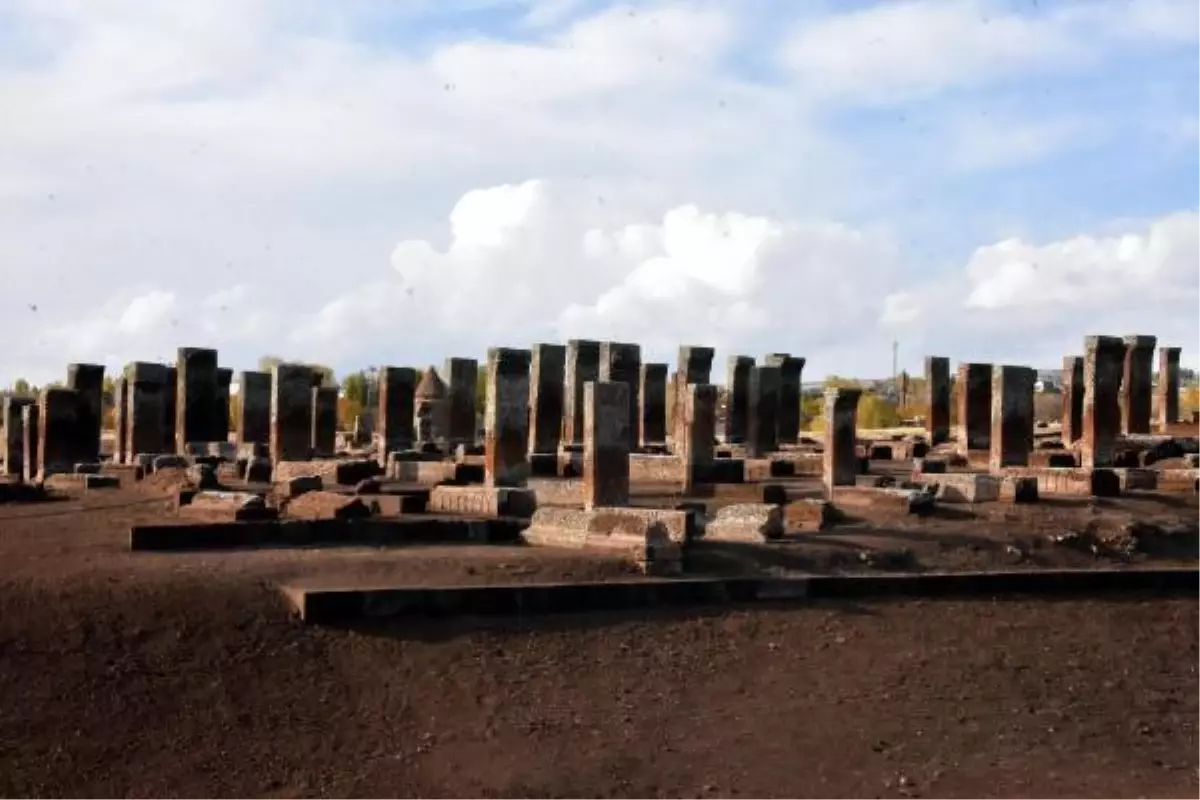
[484,348,531,488]
[704,503,784,542]
[162,366,177,452]
[583,381,630,509]
[1060,355,1084,444]
[215,367,232,442]
[311,386,338,457]
[924,356,950,445]
[723,355,754,444]
[236,370,271,447]
[2,396,34,477]
[443,357,478,446]
[668,346,715,435]
[746,365,781,458]
[427,485,537,518]
[1157,346,1181,431]
[66,362,104,463]
[528,343,566,454]
[1080,335,1126,469]
[112,378,128,465]
[989,365,1036,470]
[823,387,862,494]
[414,366,448,447]
[522,507,685,575]
[270,363,315,463]
[378,367,417,456]
[679,383,716,492]
[1120,335,1156,435]
[955,362,992,450]
[123,362,168,460]
[175,348,219,451]
[562,340,600,447]
[638,363,668,447]
[763,354,805,444]
[21,404,39,483]
[599,342,641,451]
[37,387,79,478]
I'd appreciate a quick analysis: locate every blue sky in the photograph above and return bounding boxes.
[0,0,1196,384]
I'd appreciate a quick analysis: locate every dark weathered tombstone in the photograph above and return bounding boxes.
[562,340,601,446]
[215,367,233,443]
[956,362,992,449]
[723,355,754,444]
[528,343,566,454]
[175,347,219,452]
[236,370,271,447]
[1120,335,1156,435]
[746,365,780,457]
[639,363,668,447]
[823,387,862,494]
[126,362,169,459]
[599,342,641,451]
[1080,335,1126,469]
[66,362,104,462]
[1157,347,1181,431]
[924,356,950,445]
[583,381,630,508]
[1060,355,1084,444]
[764,353,805,444]
[988,365,1036,470]
[443,357,478,446]
[38,387,80,478]
[2,396,34,477]
[679,384,716,492]
[270,363,315,463]
[378,366,417,457]
[484,348,531,488]
[311,386,338,457]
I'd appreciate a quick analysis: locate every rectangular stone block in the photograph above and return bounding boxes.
[1121,335,1156,435]
[931,472,1001,503]
[746,365,780,458]
[679,384,717,492]
[989,365,1035,470]
[956,362,992,450]
[112,377,128,465]
[37,387,79,478]
[236,370,271,447]
[668,346,715,435]
[830,485,933,514]
[705,503,785,542]
[628,453,685,484]
[174,348,220,452]
[999,476,1039,503]
[1001,466,1120,497]
[521,506,685,575]
[562,340,600,446]
[783,499,834,532]
[443,357,478,446]
[162,366,177,452]
[484,348,531,488]
[125,362,169,462]
[21,404,39,483]
[311,386,338,457]
[1081,335,1126,469]
[427,485,537,518]
[1156,346,1181,432]
[599,342,641,451]
[1061,355,1084,444]
[724,355,754,444]
[2,395,33,477]
[1158,468,1198,493]
[1110,467,1157,492]
[823,387,861,493]
[215,367,232,442]
[378,366,417,456]
[583,381,630,508]
[763,354,804,444]
[270,363,315,463]
[924,356,950,445]
[528,343,566,454]
[638,362,668,447]
[66,362,104,463]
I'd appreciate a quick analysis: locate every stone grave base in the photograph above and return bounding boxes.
[426,485,537,518]
[521,507,686,575]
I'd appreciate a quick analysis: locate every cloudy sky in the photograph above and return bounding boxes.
[1,0,1196,385]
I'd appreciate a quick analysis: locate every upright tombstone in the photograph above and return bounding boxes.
[37,387,79,478]
[443,358,478,447]
[311,386,338,457]
[1120,335,1156,435]
[215,368,233,443]
[1080,335,1126,469]
[638,363,668,447]
[924,356,951,445]
[66,363,104,463]
[679,384,717,492]
[723,355,754,444]
[745,365,781,458]
[988,365,1036,470]
[669,346,715,431]
[1060,355,1084,444]
[126,362,169,459]
[582,381,630,509]
[235,370,271,447]
[1157,347,1181,431]
[378,367,417,457]
[955,362,992,450]
[527,343,566,454]
[112,377,128,465]
[414,367,448,448]
[562,340,601,447]
[175,347,220,452]
[764,353,805,444]
[21,404,39,483]
[270,363,315,463]
[599,342,642,451]
[823,387,862,495]
[2,396,34,477]
[162,366,177,452]
[483,348,531,488]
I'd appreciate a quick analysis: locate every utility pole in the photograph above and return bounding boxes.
[891,340,898,399]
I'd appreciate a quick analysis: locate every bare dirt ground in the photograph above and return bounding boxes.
[0,483,1197,797]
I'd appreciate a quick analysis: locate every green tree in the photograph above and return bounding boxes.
[11,378,31,395]
[342,370,370,406]
[258,355,283,373]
